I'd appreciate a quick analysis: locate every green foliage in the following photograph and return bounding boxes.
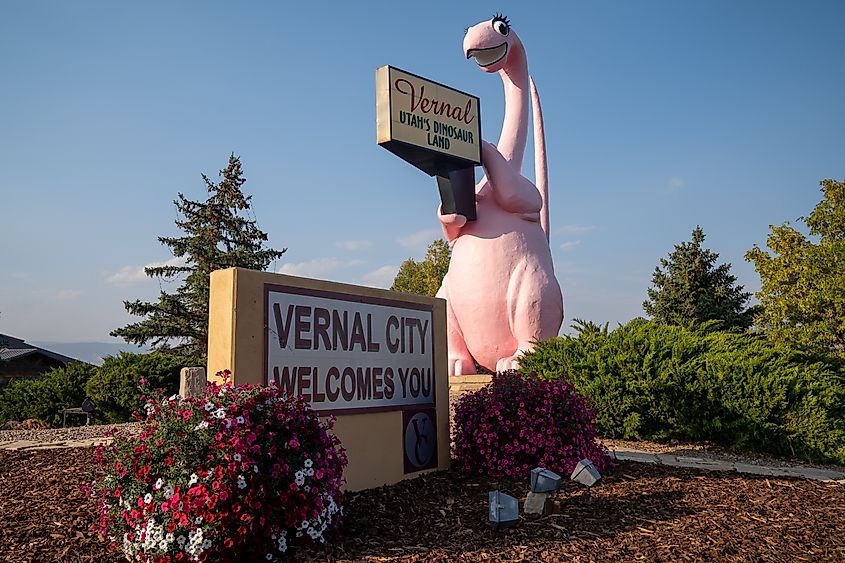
[390,239,451,297]
[112,154,286,356]
[0,362,97,426]
[84,353,204,423]
[644,226,755,330]
[746,179,845,359]
[519,319,845,463]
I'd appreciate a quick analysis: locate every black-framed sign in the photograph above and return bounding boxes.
[376,65,481,177]
[264,283,436,415]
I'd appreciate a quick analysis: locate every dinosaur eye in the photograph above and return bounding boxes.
[492,14,510,36]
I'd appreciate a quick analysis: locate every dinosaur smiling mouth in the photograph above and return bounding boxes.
[466,43,508,67]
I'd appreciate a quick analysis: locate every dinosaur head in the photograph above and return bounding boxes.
[463,14,522,73]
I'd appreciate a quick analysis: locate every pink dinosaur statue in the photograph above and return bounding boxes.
[437,14,564,375]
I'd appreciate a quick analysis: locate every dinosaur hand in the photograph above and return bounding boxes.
[439,212,468,228]
[437,205,467,243]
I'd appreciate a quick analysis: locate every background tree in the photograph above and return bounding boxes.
[643,226,755,329]
[112,154,285,356]
[390,239,451,297]
[746,179,845,357]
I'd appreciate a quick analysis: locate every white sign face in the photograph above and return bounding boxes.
[264,285,435,414]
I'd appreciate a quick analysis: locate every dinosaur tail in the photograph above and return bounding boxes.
[530,76,550,242]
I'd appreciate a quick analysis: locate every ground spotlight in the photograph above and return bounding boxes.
[570,459,601,488]
[530,467,562,493]
[488,490,519,531]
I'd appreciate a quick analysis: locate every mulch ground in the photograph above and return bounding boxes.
[1,448,843,562]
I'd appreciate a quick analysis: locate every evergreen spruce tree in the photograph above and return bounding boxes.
[643,226,754,329]
[390,239,451,297]
[112,154,285,356]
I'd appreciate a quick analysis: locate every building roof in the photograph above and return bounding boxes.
[0,334,79,364]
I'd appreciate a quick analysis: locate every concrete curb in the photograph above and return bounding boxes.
[4,428,842,483]
[611,448,845,482]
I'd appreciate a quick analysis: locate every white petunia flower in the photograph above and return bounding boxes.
[303,458,313,468]
[234,453,241,462]
[188,473,198,486]
[154,478,163,490]
[143,493,152,504]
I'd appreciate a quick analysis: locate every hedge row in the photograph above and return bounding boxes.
[0,353,204,426]
[518,319,845,464]
[0,361,96,427]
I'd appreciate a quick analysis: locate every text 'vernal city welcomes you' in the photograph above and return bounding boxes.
[265,285,435,414]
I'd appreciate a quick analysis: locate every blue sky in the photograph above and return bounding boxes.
[1,1,843,344]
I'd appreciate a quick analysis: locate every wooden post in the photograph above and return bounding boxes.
[179,367,207,399]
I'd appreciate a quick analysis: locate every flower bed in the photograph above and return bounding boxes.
[453,370,611,478]
[87,372,347,562]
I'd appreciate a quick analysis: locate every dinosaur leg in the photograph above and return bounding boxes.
[495,261,564,373]
[437,277,475,376]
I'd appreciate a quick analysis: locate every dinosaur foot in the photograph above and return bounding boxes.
[449,358,476,376]
[495,355,522,373]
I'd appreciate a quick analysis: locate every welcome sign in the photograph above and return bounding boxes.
[207,268,449,490]
[376,65,481,176]
[265,284,435,414]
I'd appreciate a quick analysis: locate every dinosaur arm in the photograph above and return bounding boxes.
[481,141,542,214]
[437,205,467,243]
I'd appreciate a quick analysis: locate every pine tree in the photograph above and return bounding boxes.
[112,154,285,356]
[643,226,754,329]
[390,239,451,297]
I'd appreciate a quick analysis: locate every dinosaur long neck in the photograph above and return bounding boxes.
[497,41,529,171]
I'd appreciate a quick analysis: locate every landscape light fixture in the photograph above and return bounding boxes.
[530,467,562,493]
[488,490,519,531]
[570,459,602,488]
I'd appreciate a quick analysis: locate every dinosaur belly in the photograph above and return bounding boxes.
[446,202,563,371]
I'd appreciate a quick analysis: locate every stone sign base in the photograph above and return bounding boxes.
[448,374,492,398]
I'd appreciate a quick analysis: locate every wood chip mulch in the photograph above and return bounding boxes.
[1,448,843,563]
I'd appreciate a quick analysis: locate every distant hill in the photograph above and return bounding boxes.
[31,342,150,366]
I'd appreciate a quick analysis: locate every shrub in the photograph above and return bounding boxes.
[87,372,347,562]
[519,319,845,463]
[452,370,611,478]
[85,353,205,423]
[0,361,97,426]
